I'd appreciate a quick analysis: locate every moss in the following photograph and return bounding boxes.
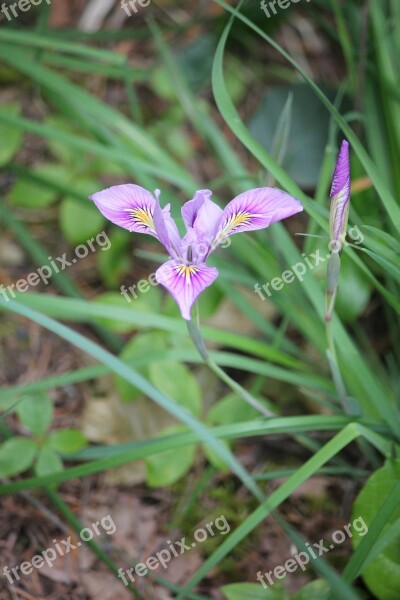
[170,477,260,579]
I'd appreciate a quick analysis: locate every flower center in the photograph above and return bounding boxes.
[175,264,200,283]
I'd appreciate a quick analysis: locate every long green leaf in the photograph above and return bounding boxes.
[0,297,264,501]
[212,0,400,234]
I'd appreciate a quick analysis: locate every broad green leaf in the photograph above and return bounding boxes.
[0,103,23,166]
[16,393,53,437]
[352,460,400,600]
[149,361,202,417]
[249,84,332,188]
[177,33,216,90]
[45,115,83,165]
[93,292,139,334]
[151,65,177,101]
[60,180,105,245]
[202,439,230,472]
[221,582,282,600]
[93,288,162,333]
[115,332,168,401]
[335,257,372,322]
[97,228,132,288]
[145,425,196,487]
[48,429,87,454]
[8,164,71,208]
[35,446,63,476]
[293,580,330,599]
[0,437,37,476]
[207,393,272,425]
[123,284,162,315]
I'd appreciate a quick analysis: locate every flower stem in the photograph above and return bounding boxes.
[186,319,275,418]
[325,307,360,416]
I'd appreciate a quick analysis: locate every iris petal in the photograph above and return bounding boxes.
[89,184,159,238]
[182,190,223,246]
[212,187,303,247]
[156,259,218,320]
[329,140,350,243]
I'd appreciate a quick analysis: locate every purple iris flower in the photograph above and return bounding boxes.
[89,185,303,320]
[329,140,350,248]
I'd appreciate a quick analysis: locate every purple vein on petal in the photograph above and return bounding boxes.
[213,187,303,245]
[155,260,219,320]
[329,140,351,243]
[89,184,159,238]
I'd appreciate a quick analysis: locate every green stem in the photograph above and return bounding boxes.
[186,319,275,418]
[325,253,360,416]
[326,313,360,416]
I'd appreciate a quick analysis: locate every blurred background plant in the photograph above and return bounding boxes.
[0,0,399,598]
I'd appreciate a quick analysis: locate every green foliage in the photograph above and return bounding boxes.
[293,580,330,599]
[59,180,105,245]
[204,392,273,470]
[207,393,272,425]
[352,460,400,600]
[222,582,282,599]
[47,429,87,454]
[145,425,196,487]
[0,438,37,476]
[0,1,399,596]
[148,361,202,417]
[16,392,53,436]
[9,164,71,208]
[35,446,64,476]
[0,103,23,166]
[249,84,332,188]
[93,292,140,334]
[115,331,168,401]
[335,258,372,322]
[0,394,87,478]
[97,228,132,288]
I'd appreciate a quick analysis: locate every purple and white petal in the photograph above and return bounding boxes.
[151,192,181,256]
[161,203,182,252]
[212,187,303,246]
[156,259,218,320]
[89,184,160,238]
[329,140,350,243]
[182,189,223,246]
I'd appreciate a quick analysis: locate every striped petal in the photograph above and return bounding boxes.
[89,184,159,236]
[212,187,303,248]
[89,184,181,255]
[156,260,218,320]
[329,140,350,244]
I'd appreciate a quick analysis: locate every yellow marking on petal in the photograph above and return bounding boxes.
[217,210,253,239]
[126,207,155,232]
[175,264,200,284]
